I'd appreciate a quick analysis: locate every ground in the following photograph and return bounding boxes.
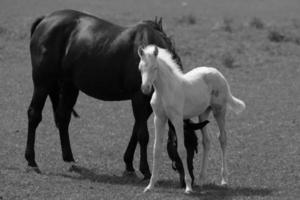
[0,0,299,199]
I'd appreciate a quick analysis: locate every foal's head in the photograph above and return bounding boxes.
[138,45,159,95]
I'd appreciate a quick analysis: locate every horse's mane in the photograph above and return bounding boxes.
[141,18,182,68]
[144,45,183,76]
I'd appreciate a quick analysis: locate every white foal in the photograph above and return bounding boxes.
[138,45,245,193]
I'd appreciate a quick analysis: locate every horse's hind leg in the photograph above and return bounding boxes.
[53,82,79,164]
[213,106,228,185]
[25,86,48,172]
[198,108,211,186]
[49,82,59,120]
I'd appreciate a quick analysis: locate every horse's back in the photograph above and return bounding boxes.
[29,10,124,87]
[30,9,118,53]
[30,10,90,67]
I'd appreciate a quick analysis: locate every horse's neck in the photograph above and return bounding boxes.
[154,60,182,96]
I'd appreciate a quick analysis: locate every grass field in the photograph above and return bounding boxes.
[0,0,299,199]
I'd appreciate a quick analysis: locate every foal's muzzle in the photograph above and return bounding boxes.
[141,85,152,95]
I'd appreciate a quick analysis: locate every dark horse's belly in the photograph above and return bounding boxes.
[75,79,135,101]
[80,90,133,101]
[71,61,140,101]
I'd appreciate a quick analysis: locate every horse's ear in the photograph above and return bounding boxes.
[137,46,144,58]
[158,17,163,30]
[153,46,158,57]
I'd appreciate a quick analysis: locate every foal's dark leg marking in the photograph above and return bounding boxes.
[54,83,79,163]
[25,87,48,172]
[129,92,152,179]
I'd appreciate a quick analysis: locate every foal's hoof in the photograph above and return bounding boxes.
[184,188,193,194]
[143,185,153,193]
[221,179,228,186]
[26,166,41,174]
[122,170,137,177]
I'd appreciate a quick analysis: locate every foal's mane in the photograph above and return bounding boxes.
[144,45,183,76]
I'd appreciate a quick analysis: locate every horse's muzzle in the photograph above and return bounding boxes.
[141,85,152,95]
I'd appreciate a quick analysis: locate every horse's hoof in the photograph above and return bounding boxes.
[26,166,41,174]
[64,161,77,172]
[180,182,186,188]
[198,176,206,186]
[122,170,137,177]
[68,164,77,172]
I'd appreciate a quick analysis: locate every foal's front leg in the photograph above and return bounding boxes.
[144,114,167,192]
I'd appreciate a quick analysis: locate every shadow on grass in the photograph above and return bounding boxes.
[51,165,274,198]
[52,165,147,187]
[189,183,274,199]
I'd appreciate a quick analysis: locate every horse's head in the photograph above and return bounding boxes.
[138,45,159,95]
[167,119,209,187]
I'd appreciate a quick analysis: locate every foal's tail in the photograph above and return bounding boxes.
[226,84,246,115]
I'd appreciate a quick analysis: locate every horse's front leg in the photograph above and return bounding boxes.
[144,114,167,192]
[171,115,193,194]
[126,93,152,179]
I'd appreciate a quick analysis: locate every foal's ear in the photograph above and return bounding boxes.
[137,46,144,58]
[153,46,158,57]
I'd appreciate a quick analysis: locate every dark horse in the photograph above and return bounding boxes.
[26,9,208,185]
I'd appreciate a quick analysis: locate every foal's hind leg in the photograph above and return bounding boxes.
[213,106,228,185]
[53,82,79,164]
[125,92,152,179]
[198,108,211,186]
[25,86,48,172]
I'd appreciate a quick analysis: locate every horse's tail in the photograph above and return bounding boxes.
[226,83,246,115]
[30,16,45,37]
